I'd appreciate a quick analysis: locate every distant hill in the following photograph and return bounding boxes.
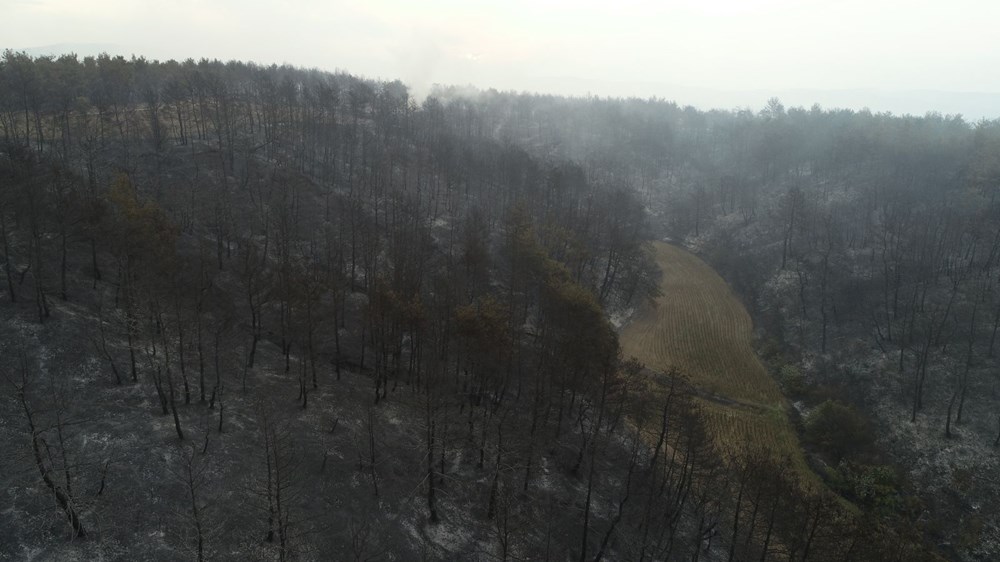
[17,42,129,59]
[494,75,1000,121]
[14,43,998,121]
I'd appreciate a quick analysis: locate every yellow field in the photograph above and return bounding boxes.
[621,242,809,471]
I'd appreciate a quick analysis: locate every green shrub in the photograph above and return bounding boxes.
[804,400,872,462]
[777,364,806,396]
[832,461,900,516]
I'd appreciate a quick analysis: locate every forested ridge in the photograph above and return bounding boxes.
[1,51,996,560]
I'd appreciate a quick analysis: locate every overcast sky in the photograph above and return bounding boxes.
[4,0,1000,117]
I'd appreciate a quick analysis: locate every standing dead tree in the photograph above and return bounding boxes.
[251,402,305,562]
[7,352,87,539]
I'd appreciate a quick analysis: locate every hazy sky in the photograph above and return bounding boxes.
[4,0,1000,116]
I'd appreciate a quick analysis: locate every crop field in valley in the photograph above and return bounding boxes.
[620,242,809,473]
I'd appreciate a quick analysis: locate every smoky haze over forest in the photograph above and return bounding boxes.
[5,1,1000,561]
[5,0,1000,119]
